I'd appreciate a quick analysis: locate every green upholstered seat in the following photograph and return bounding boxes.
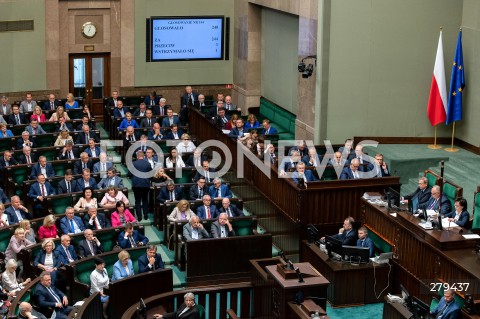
[425,170,440,188]
[443,182,461,213]
[47,195,73,215]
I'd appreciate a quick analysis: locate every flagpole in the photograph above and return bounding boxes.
[444,122,459,152]
[428,126,442,149]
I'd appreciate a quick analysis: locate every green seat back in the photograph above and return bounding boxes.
[52,162,69,177]
[129,249,145,274]
[76,259,96,285]
[321,166,338,181]
[425,172,439,188]
[9,166,29,185]
[197,304,205,319]
[41,122,56,133]
[39,149,57,161]
[35,134,55,148]
[368,229,392,253]
[0,138,13,152]
[14,291,31,316]
[67,109,84,120]
[49,196,73,215]
[232,219,254,236]
[0,228,12,252]
[471,192,480,230]
[443,183,460,213]
[96,229,117,252]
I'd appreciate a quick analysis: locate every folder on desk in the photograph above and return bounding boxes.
[441,218,459,228]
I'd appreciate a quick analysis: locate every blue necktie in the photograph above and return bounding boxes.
[69,219,75,233]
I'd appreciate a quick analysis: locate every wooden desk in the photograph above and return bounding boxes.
[300,240,390,306]
[288,301,330,319]
[363,199,480,301]
[383,298,413,319]
[266,263,329,318]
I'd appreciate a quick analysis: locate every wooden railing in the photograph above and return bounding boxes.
[188,107,401,226]
[121,283,253,319]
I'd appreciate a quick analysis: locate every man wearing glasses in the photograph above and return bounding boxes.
[339,158,362,180]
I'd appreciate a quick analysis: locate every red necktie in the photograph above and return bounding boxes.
[206,207,211,219]
[27,156,31,164]
[41,184,46,196]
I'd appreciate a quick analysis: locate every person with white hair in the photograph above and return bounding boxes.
[2,259,31,293]
[154,292,200,319]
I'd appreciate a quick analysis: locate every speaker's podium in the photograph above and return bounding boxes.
[251,258,330,318]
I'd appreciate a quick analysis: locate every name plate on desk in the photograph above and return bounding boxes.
[277,264,297,280]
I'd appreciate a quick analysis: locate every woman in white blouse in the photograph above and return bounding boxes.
[0,203,9,227]
[90,257,110,318]
[54,130,74,146]
[33,239,62,285]
[165,148,185,168]
[1,259,31,293]
[175,133,196,154]
[74,187,98,212]
[100,186,129,209]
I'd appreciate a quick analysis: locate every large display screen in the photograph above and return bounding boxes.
[149,16,224,61]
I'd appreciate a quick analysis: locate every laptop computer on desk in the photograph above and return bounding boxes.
[370,252,393,264]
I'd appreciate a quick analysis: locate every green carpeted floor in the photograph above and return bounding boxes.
[327,303,383,319]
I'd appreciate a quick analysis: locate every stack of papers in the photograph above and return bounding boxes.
[441,218,459,228]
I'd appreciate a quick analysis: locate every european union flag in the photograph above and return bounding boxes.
[446,30,465,125]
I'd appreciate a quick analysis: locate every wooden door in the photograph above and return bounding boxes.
[69,53,110,118]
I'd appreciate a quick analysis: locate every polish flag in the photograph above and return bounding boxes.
[427,31,447,126]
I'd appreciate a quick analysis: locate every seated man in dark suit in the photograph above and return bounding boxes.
[138,244,165,273]
[425,185,452,215]
[0,150,18,187]
[219,198,244,218]
[228,118,246,139]
[209,178,232,199]
[165,124,184,140]
[118,223,149,248]
[30,156,55,179]
[339,158,362,180]
[84,138,101,157]
[214,107,230,129]
[123,125,140,146]
[208,99,224,118]
[8,105,27,125]
[430,289,460,319]
[183,216,209,241]
[157,180,185,203]
[76,125,100,145]
[73,152,94,175]
[261,119,278,135]
[196,195,219,219]
[59,207,85,235]
[347,144,374,172]
[57,170,78,194]
[18,146,37,165]
[42,93,60,111]
[211,213,236,238]
[321,216,358,246]
[302,147,322,167]
[189,177,208,200]
[133,102,147,116]
[193,160,216,183]
[181,86,199,107]
[148,122,164,140]
[152,98,170,116]
[54,116,73,132]
[161,109,180,128]
[83,207,111,230]
[5,195,32,224]
[402,177,432,209]
[357,226,374,258]
[153,292,200,319]
[97,167,124,189]
[140,109,156,128]
[144,91,160,107]
[291,162,318,184]
[34,271,73,319]
[27,174,56,217]
[75,168,97,191]
[57,140,79,160]
[185,148,208,168]
[77,229,102,258]
[55,234,79,264]
[25,119,47,135]
[373,153,391,177]
[76,115,96,131]
[105,90,122,108]
[113,100,129,118]
[445,197,470,228]
[16,131,37,150]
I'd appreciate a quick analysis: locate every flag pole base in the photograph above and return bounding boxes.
[444,147,459,153]
[428,144,442,150]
